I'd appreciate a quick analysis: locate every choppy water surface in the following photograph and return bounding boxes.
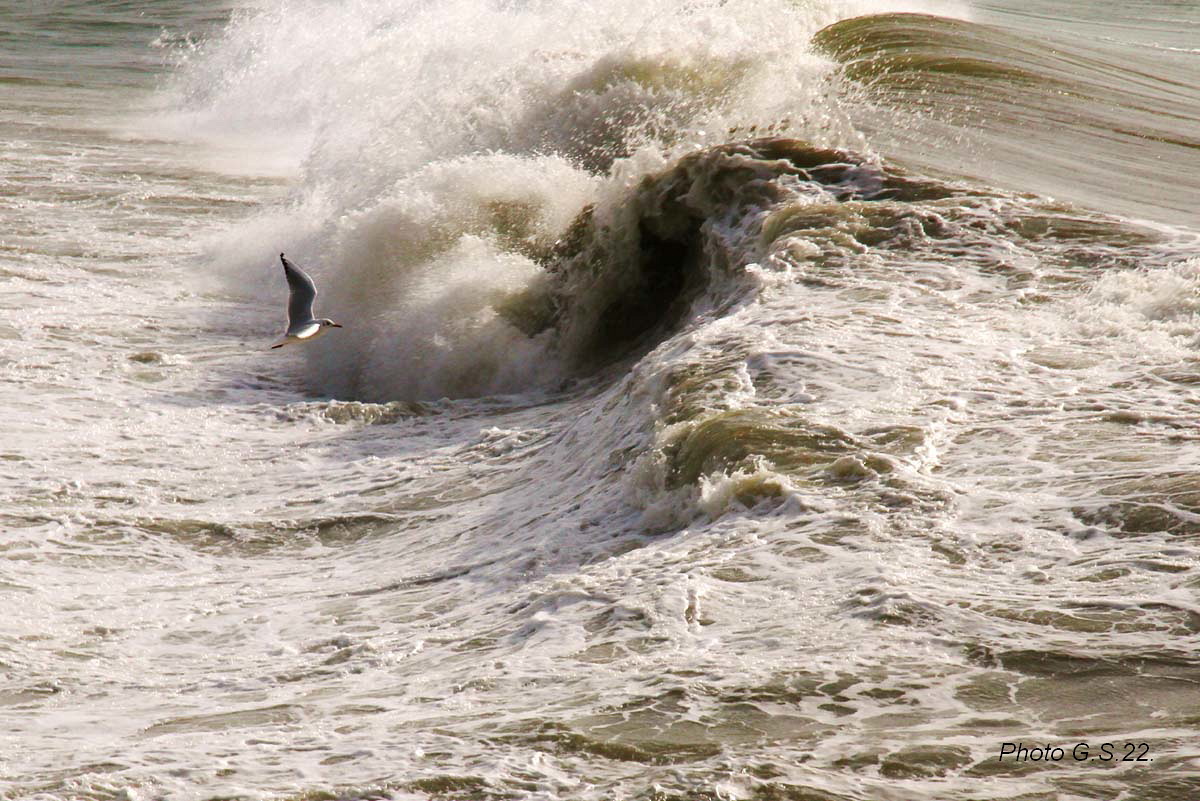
[2,1,1199,799]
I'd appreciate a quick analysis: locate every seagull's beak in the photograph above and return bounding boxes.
[331,323,343,328]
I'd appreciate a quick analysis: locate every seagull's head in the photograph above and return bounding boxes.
[319,318,343,329]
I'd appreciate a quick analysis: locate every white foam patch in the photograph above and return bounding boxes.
[1071,256,1200,349]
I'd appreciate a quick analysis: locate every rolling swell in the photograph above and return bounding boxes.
[812,12,1200,226]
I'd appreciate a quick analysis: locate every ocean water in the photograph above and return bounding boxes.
[2,0,1199,799]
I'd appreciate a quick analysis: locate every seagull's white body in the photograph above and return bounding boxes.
[272,320,328,348]
[271,253,341,348]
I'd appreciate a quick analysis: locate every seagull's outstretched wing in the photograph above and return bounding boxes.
[280,253,317,329]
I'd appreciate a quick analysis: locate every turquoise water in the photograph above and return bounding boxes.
[2,1,1199,799]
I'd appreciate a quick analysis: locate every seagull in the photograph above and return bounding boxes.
[271,253,342,349]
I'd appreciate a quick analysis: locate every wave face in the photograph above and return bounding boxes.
[4,1,1200,800]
